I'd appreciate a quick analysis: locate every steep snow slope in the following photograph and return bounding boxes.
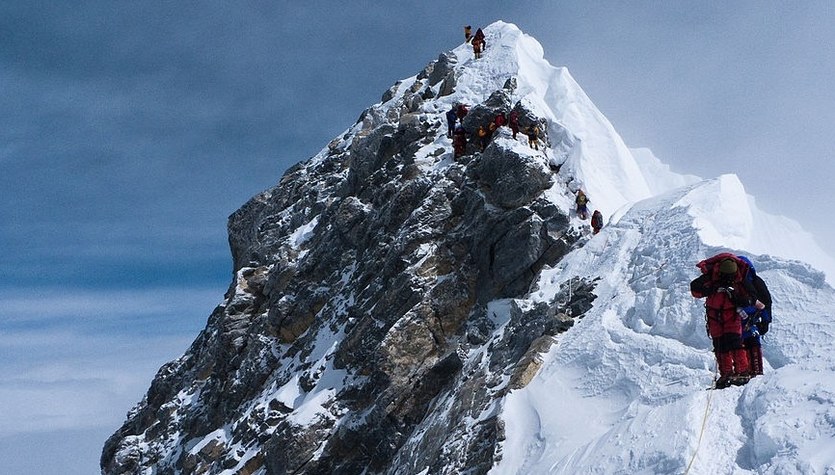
[677,174,835,285]
[629,147,701,196]
[494,181,835,474]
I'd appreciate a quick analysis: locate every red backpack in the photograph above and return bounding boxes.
[692,253,754,337]
[692,253,750,297]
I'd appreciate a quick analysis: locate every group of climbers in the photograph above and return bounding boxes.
[451,30,773,393]
[691,253,774,389]
[458,26,604,231]
[448,103,469,158]
[506,109,539,148]
[573,189,604,234]
[446,103,470,158]
[455,26,771,393]
[447,102,544,158]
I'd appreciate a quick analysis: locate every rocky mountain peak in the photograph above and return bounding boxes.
[101,21,603,475]
[100,20,835,475]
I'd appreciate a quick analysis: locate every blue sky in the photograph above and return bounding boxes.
[2,2,834,473]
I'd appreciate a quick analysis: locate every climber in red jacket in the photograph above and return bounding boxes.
[691,253,765,389]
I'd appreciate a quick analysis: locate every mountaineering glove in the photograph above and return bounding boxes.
[717,287,735,299]
[757,321,770,335]
[754,300,766,310]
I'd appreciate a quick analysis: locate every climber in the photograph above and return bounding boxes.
[474,28,486,48]
[526,125,540,150]
[575,190,589,220]
[494,111,507,128]
[472,38,483,59]
[453,123,467,158]
[456,103,469,121]
[477,125,490,151]
[591,210,603,234]
[464,25,472,43]
[736,255,773,377]
[575,191,589,219]
[690,253,766,389]
[509,110,520,139]
[446,105,458,138]
[472,28,485,59]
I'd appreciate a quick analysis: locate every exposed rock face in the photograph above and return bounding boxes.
[102,30,595,475]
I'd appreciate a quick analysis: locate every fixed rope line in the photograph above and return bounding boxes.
[625,259,669,286]
[683,361,718,475]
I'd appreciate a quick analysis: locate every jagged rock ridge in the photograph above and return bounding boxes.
[102,22,644,474]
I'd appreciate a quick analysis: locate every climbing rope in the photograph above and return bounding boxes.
[682,362,718,475]
[624,259,668,286]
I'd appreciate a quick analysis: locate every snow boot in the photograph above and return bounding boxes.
[714,376,732,390]
[730,374,752,386]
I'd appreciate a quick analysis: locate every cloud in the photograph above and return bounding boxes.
[0,428,107,475]
[0,286,218,471]
[0,287,221,326]
[0,287,219,436]
[0,335,192,435]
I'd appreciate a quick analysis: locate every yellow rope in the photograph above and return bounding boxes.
[683,362,718,474]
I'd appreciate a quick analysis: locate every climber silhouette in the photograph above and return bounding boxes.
[472,28,485,59]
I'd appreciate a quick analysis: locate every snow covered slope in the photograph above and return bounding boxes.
[439,21,835,475]
[494,181,835,474]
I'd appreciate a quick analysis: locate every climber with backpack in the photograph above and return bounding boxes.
[472,28,485,59]
[591,210,603,234]
[575,190,589,220]
[452,123,467,158]
[509,110,520,139]
[691,253,766,389]
[526,125,540,150]
[446,105,458,138]
[736,255,773,377]
[464,25,472,43]
[477,125,490,151]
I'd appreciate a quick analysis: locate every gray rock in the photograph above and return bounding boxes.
[428,52,458,86]
[382,80,402,103]
[469,143,554,209]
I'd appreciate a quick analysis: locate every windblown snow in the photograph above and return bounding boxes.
[448,22,835,475]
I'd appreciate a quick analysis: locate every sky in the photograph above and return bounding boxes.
[1,2,834,473]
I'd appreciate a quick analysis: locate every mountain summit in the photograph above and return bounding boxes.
[102,21,835,475]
